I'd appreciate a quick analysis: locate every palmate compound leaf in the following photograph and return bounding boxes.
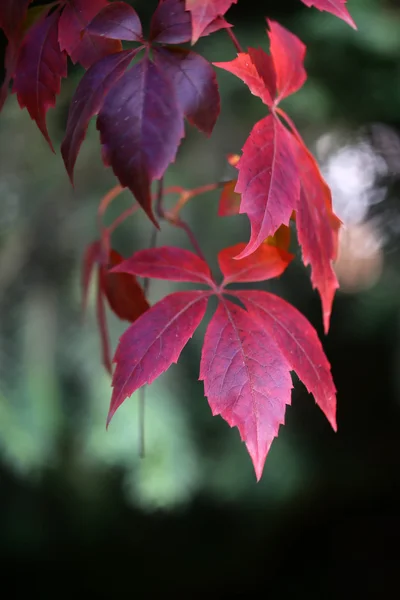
[300,0,356,29]
[110,245,336,479]
[97,56,185,227]
[292,134,341,333]
[185,0,237,43]
[109,291,210,424]
[58,0,122,69]
[61,48,138,182]
[153,47,220,135]
[12,9,67,151]
[234,114,300,259]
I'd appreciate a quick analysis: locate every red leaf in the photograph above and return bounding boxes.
[96,56,185,226]
[235,114,300,258]
[300,0,356,29]
[58,0,121,69]
[0,0,31,40]
[218,179,241,217]
[109,290,209,424]
[200,298,293,480]
[214,48,276,107]
[150,0,192,44]
[235,290,337,431]
[12,9,67,151]
[185,0,237,43]
[61,48,136,182]
[200,16,232,37]
[86,1,142,42]
[219,242,293,284]
[113,246,214,285]
[293,138,340,333]
[267,19,306,103]
[102,249,150,322]
[153,47,220,135]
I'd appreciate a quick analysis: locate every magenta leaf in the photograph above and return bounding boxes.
[96,56,185,226]
[58,0,121,69]
[109,290,209,424]
[61,48,137,182]
[234,290,337,430]
[200,298,293,480]
[153,47,220,135]
[235,114,300,259]
[150,0,192,44]
[113,246,214,285]
[12,9,67,151]
[86,1,143,42]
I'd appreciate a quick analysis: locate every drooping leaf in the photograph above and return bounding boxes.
[109,291,209,424]
[219,242,293,284]
[102,249,150,323]
[12,9,67,150]
[97,56,185,226]
[300,0,356,29]
[200,298,293,480]
[61,48,137,181]
[150,0,192,44]
[86,1,142,42]
[153,47,220,135]
[234,290,337,430]
[214,48,276,107]
[266,19,306,103]
[234,114,300,258]
[113,246,214,285]
[185,0,237,43]
[58,0,121,69]
[292,137,340,333]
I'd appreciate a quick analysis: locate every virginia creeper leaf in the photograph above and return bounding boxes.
[200,16,232,37]
[150,0,192,44]
[113,246,214,285]
[12,9,67,151]
[234,290,337,430]
[61,48,137,182]
[85,1,142,42]
[200,299,293,480]
[109,290,209,424]
[300,0,356,29]
[102,249,150,323]
[234,114,300,259]
[292,137,340,333]
[97,57,185,226]
[214,48,276,107]
[153,47,220,135]
[267,19,306,103]
[185,0,237,43]
[58,0,121,69]
[219,242,293,284]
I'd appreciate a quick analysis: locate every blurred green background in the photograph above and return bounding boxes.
[1,0,400,596]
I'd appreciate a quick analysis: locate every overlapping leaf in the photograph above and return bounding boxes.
[185,0,237,43]
[215,20,341,330]
[12,9,67,151]
[300,0,356,29]
[58,0,122,69]
[111,245,336,479]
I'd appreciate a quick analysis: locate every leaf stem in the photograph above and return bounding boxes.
[226,27,244,53]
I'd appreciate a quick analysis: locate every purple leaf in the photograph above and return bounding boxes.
[150,0,191,44]
[86,1,142,42]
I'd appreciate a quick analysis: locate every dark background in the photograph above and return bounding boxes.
[1,0,400,596]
